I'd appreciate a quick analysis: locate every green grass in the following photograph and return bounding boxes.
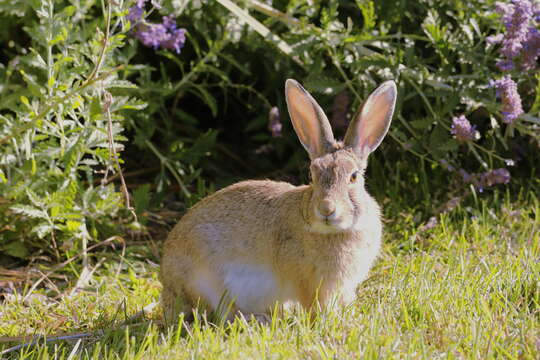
[1,193,538,359]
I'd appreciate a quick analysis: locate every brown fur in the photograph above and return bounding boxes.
[160,79,397,322]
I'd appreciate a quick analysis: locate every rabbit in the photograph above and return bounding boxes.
[160,78,397,323]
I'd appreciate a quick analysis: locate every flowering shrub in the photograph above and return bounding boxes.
[183,0,539,196]
[1,0,539,260]
[488,0,540,71]
[0,0,143,259]
[128,1,187,53]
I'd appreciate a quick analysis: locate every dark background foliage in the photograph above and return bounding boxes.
[0,0,538,262]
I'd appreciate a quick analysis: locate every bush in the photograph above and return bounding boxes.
[126,0,539,198]
[1,0,538,261]
[0,0,142,260]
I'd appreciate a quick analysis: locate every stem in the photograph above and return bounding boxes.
[104,91,137,221]
[470,141,506,162]
[46,1,54,98]
[171,40,225,94]
[467,142,489,170]
[402,74,437,121]
[145,140,190,198]
[329,47,362,101]
[87,0,112,82]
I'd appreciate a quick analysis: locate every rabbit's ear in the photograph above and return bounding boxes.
[344,81,397,159]
[285,79,335,159]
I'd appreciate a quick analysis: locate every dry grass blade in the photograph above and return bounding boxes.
[249,0,301,27]
[216,0,302,66]
[0,322,157,355]
[22,236,123,303]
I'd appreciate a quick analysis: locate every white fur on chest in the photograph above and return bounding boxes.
[191,263,293,314]
[223,263,283,312]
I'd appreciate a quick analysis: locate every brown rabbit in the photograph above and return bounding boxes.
[160,79,397,322]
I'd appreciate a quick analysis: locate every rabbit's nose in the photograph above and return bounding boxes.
[319,199,336,217]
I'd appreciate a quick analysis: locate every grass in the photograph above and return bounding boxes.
[0,192,538,359]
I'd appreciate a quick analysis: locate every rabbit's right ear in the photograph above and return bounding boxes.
[344,81,397,161]
[285,79,335,159]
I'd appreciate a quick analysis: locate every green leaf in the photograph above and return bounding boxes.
[50,27,68,45]
[90,96,102,120]
[410,118,433,130]
[108,80,137,89]
[66,220,81,232]
[189,86,218,117]
[62,5,75,17]
[429,125,451,159]
[438,139,460,151]
[47,75,55,89]
[4,241,29,258]
[20,95,30,108]
[0,169,7,183]
[303,75,345,95]
[32,223,54,239]
[10,204,47,219]
[133,184,151,217]
[117,99,147,111]
[25,188,44,208]
[356,0,376,31]
[530,73,540,114]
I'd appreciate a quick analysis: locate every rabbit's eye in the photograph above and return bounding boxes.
[350,171,359,183]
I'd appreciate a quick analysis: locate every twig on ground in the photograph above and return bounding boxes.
[0,321,159,356]
[0,331,100,354]
[67,257,106,298]
[120,302,160,325]
[22,236,122,303]
[114,238,127,278]
[35,269,62,298]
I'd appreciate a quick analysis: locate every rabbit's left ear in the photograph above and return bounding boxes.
[285,79,336,159]
[344,81,397,159]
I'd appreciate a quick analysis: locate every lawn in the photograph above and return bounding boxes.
[1,0,539,358]
[1,192,538,359]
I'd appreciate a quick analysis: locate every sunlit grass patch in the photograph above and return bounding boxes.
[1,195,538,359]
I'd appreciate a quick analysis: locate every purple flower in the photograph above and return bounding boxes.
[522,27,540,70]
[493,1,538,71]
[451,115,477,141]
[128,8,187,54]
[160,28,187,53]
[459,169,474,183]
[421,216,438,231]
[489,76,524,123]
[483,168,511,186]
[496,59,515,71]
[127,5,144,23]
[487,34,504,45]
[496,0,533,58]
[135,23,169,49]
[162,15,177,30]
[439,159,455,171]
[268,106,282,137]
[459,168,511,191]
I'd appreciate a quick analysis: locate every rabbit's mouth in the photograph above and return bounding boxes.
[309,212,353,233]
